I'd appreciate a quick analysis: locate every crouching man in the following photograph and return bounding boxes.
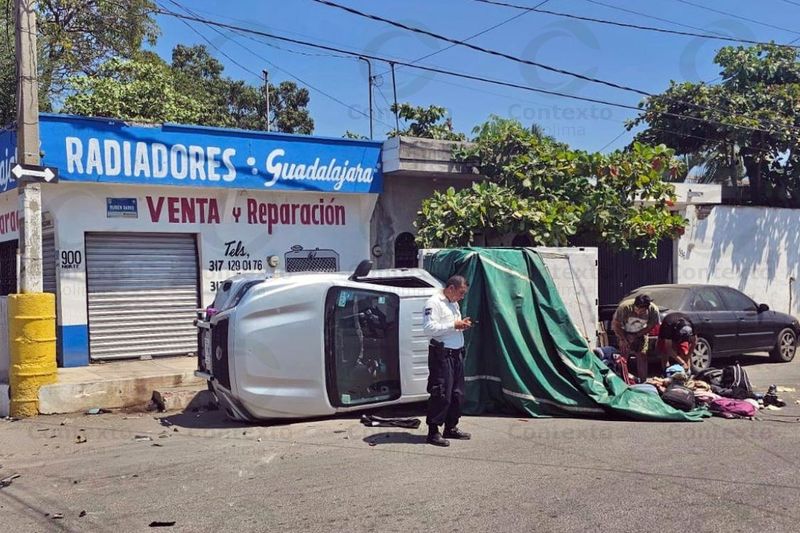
[612,294,661,383]
[657,312,696,373]
[423,275,472,447]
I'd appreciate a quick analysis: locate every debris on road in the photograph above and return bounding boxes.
[134,435,152,442]
[0,473,20,488]
[149,520,176,527]
[79,510,87,518]
[777,386,796,393]
[86,408,111,415]
[51,513,63,520]
[75,435,87,444]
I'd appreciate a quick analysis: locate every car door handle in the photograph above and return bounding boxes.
[702,318,710,322]
[738,317,745,321]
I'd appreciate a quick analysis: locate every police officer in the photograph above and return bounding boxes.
[423,275,472,447]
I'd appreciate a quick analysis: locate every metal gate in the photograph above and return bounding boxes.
[42,222,56,294]
[0,239,16,296]
[598,238,674,305]
[85,232,199,360]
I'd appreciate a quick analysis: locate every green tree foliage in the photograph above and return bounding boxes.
[629,43,800,206]
[343,130,368,139]
[62,53,203,123]
[170,45,313,133]
[0,0,159,123]
[388,103,465,140]
[63,44,314,133]
[415,117,686,257]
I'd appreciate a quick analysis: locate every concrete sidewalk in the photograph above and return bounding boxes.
[37,356,203,414]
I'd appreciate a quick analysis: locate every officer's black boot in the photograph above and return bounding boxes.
[426,425,449,447]
[443,426,471,440]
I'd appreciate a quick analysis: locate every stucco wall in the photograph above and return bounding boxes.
[41,182,377,365]
[370,174,472,269]
[677,205,800,315]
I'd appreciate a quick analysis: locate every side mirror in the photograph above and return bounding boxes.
[349,259,373,281]
[757,303,770,313]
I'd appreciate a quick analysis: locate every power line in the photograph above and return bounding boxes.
[160,0,395,131]
[309,0,799,137]
[151,3,791,138]
[309,0,650,96]
[382,0,549,78]
[581,0,733,38]
[673,0,800,37]
[472,0,800,49]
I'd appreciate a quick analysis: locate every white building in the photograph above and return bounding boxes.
[0,114,382,367]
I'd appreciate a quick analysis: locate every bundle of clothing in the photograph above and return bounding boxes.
[593,345,787,418]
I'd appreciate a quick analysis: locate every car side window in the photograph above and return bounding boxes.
[720,288,756,312]
[691,288,724,312]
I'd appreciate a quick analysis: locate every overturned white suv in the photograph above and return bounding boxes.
[195,261,441,422]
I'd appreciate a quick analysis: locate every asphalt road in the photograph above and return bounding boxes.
[1,354,799,533]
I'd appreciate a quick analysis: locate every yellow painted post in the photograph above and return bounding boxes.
[8,293,56,417]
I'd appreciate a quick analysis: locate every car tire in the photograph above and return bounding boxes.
[691,337,712,374]
[770,328,797,363]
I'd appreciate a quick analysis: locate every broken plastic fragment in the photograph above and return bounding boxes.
[149,521,176,527]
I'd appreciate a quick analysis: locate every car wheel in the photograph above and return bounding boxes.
[691,337,712,373]
[770,328,797,363]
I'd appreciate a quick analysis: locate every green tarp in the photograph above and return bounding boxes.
[425,248,708,421]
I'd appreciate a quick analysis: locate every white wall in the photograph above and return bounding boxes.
[537,247,599,349]
[43,182,377,330]
[677,205,800,315]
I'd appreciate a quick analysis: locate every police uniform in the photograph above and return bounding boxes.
[423,291,466,433]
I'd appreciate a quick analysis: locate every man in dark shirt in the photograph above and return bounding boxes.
[657,312,696,372]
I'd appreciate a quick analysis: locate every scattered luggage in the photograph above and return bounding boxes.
[708,398,757,419]
[661,384,695,412]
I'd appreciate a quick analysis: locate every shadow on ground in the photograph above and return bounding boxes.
[159,400,431,431]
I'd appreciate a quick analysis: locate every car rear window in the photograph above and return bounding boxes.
[629,287,688,311]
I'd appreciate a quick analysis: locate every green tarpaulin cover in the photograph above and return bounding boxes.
[425,248,708,421]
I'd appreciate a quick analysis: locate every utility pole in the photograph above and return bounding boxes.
[262,69,270,132]
[15,0,41,293]
[358,57,373,139]
[390,62,399,133]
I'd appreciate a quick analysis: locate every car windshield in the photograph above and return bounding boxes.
[628,287,688,311]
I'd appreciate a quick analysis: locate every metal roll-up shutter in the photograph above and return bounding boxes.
[0,239,17,296]
[86,232,199,360]
[42,225,56,294]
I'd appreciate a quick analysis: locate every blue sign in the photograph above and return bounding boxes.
[17,114,383,194]
[107,197,138,218]
[0,128,17,193]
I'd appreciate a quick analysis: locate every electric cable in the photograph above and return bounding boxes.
[673,0,800,38]
[472,0,800,49]
[308,0,796,136]
[150,2,796,138]
[161,0,396,131]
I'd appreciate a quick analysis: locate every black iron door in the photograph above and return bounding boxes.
[598,239,674,305]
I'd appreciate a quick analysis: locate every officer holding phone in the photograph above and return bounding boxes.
[422,275,472,447]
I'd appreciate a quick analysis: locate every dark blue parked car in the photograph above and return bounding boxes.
[603,284,800,372]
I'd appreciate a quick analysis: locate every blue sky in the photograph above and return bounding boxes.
[151,0,800,152]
